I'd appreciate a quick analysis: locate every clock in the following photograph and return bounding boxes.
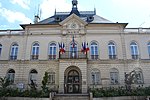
[71,23,76,28]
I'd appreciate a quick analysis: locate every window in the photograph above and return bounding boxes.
[91,69,100,84]
[29,69,38,84]
[134,69,144,84]
[0,44,2,56]
[48,72,55,84]
[10,43,18,60]
[90,42,98,59]
[110,68,119,84]
[130,42,139,59]
[49,43,57,60]
[6,69,15,84]
[148,42,150,58]
[31,43,39,60]
[108,42,117,59]
[70,42,77,58]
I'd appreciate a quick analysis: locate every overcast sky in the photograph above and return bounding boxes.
[0,0,150,30]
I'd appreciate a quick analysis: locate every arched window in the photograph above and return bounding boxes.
[70,42,78,58]
[10,43,18,60]
[0,44,2,56]
[49,43,57,60]
[91,69,101,84]
[147,42,150,58]
[130,42,139,59]
[31,42,39,60]
[110,68,119,84]
[6,69,15,84]
[90,42,98,59]
[134,68,144,84]
[29,69,38,84]
[47,72,55,84]
[108,42,117,59]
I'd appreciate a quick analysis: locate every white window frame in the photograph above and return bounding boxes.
[108,42,116,56]
[29,69,38,84]
[130,42,139,56]
[148,42,150,57]
[0,44,2,56]
[90,42,98,59]
[91,69,100,85]
[134,69,144,84]
[110,69,119,84]
[7,69,15,83]
[10,44,18,60]
[49,43,57,59]
[32,43,39,55]
[48,72,55,84]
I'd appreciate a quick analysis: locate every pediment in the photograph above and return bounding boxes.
[59,14,88,29]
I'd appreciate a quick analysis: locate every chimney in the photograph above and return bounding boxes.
[34,15,40,24]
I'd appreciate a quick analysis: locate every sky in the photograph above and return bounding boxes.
[0,0,150,30]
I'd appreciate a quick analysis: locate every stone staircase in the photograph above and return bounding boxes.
[53,94,90,100]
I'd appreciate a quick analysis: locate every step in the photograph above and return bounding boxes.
[53,94,89,100]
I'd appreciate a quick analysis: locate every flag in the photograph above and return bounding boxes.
[81,42,89,54]
[72,35,75,48]
[58,42,65,54]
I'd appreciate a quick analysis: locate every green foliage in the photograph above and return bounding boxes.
[41,72,49,92]
[90,86,150,98]
[0,77,11,89]
[0,88,49,98]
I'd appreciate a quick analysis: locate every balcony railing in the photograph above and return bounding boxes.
[31,55,39,60]
[91,55,99,60]
[132,55,139,59]
[48,55,56,60]
[59,51,87,59]
[10,56,17,60]
[109,55,117,59]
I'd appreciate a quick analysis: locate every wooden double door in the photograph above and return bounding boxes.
[65,70,81,93]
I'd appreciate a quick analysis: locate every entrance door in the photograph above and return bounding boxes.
[66,70,81,93]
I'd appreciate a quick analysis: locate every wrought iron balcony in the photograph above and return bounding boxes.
[132,55,139,59]
[59,51,87,59]
[10,56,17,60]
[31,55,39,60]
[109,55,117,59]
[48,55,56,60]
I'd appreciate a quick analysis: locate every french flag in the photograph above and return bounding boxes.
[59,42,65,54]
[81,42,89,54]
[72,35,76,48]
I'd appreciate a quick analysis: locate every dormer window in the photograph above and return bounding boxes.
[55,17,61,22]
[87,16,94,22]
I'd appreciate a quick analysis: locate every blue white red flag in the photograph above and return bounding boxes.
[81,42,89,54]
[58,42,65,54]
[72,35,76,48]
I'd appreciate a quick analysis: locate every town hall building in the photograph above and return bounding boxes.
[0,0,150,94]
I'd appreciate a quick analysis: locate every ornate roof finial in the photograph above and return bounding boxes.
[72,0,78,9]
[70,0,80,16]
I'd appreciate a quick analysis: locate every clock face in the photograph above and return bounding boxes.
[71,23,76,28]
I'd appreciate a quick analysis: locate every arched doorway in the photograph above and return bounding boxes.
[64,66,82,93]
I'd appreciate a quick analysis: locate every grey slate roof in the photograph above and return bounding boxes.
[91,15,113,23]
[38,10,113,24]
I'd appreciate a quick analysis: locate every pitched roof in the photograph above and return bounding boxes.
[38,10,113,24]
[91,15,113,23]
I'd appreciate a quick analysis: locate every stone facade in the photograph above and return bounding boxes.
[0,0,150,94]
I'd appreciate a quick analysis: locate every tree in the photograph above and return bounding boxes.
[41,72,49,92]
[0,77,11,89]
[124,70,140,91]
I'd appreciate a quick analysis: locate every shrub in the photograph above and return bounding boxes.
[90,86,150,97]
